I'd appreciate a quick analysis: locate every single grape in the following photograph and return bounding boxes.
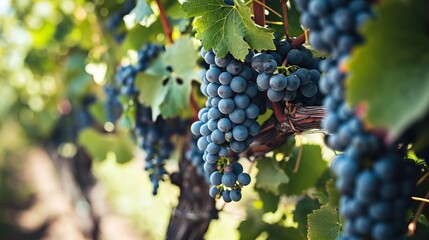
[218,118,232,132]
[215,55,231,67]
[222,172,237,187]
[245,104,259,119]
[230,189,242,202]
[210,172,223,186]
[232,125,248,141]
[287,49,304,65]
[230,76,247,93]
[226,60,243,75]
[301,81,318,97]
[219,72,233,84]
[206,67,221,82]
[222,190,232,202]
[218,85,233,98]
[229,109,246,124]
[209,186,220,197]
[270,74,288,91]
[267,88,284,102]
[256,72,271,90]
[262,59,278,74]
[286,75,300,91]
[237,173,251,185]
[218,98,236,114]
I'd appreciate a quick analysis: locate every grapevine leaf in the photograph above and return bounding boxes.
[136,72,168,119]
[347,0,429,141]
[307,205,341,240]
[78,129,133,163]
[122,20,163,52]
[325,178,340,208]
[136,37,200,119]
[273,137,296,156]
[165,0,186,19]
[255,157,289,195]
[314,176,340,207]
[126,0,154,27]
[238,205,266,240]
[293,196,321,238]
[181,0,275,60]
[410,214,429,239]
[265,225,301,240]
[89,102,107,124]
[280,145,327,195]
[256,188,280,213]
[314,191,329,205]
[159,77,192,117]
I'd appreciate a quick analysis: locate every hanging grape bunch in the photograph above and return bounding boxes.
[296,0,418,239]
[191,48,267,202]
[252,39,324,106]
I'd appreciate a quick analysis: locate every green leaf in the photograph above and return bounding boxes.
[325,178,340,208]
[121,20,163,53]
[314,191,329,205]
[347,0,429,141]
[265,225,301,240]
[307,205,341,240]
[136,37,200,119]
[314,173,340,207]
[164,0,186,19]
[126,0,154,27]
[255,157,289,195]
[256,188,280,213]
[78,128,134,163]
[89,102,107,124]
[280,145,328,195]
[238,204,267,240]
[273,137,296,156]
[181,0,275,60]
[293,196,321,238]
[136,72,168,119]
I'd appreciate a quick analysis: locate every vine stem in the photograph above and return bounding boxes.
[416,172,429,185]
[155,0,173,44]
[291,32,308,49]
[263,92,287,122]
[252,0,266,27]
[293,134,303,172]
[253,0,282,18]
[409,190,429,236]
[281,0,290,41]
[190,91,200,121]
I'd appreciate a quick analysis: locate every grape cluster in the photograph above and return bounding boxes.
[332,153,416,239]
[252,41,324,106]
[135,105,176,195]
[296,0,417,239]
[106,0,135,43]
[115,44,165,97]
[103,85,123,124]
[191,48,265,202]
[296,0,373,57]
[113,43,186,195]
[185,135,210,184]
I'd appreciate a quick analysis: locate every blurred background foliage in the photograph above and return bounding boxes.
[0,0,249,239]
[0,0,338,239]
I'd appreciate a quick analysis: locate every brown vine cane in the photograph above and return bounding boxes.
[243,104,326,158]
